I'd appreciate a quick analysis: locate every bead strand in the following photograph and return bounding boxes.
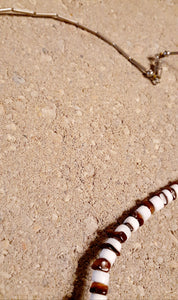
[89,182,178,299]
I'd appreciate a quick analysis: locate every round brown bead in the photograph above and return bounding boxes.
[101,243,120,256]
[90,282,108,295]
[107,230,127,243]
[132,211,144,226]
[143,200,155,214]
[91,258,111,273]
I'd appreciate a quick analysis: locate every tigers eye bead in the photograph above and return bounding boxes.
[168,187,176,200]
[131,211,144,226]
[170,184,178,199]
[91,258,111,273]
[142,200,155,214]
[107,230,127,243]
[101,242,120,256]
[90,282,108,295]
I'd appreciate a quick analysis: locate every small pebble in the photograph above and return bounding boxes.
[41,105,56,120]
[166,124,175,137]
[123,125,130,135]
[6,123,16,131]
[12,73,25,84]
[0,271,11,279]
[0,104,5,115]
[157,256,163,264]
[84,164,95,177]
[64,194,71,202]
[84,216,98,236]
[33,223,41,233]
[137,285,145,297]
[8,145,17,152]
[0,255,4,264]
[52,213,58,222]
[6,134,16,142]
[40,53,52,62]
[76,110,82,116]
[31,91,39,98]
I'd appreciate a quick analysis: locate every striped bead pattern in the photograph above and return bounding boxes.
[89,182,177,299]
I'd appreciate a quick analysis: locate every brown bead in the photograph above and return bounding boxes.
[143,200,155,214]
[101,243,120,256]
[124,222,134,232]
[91,258,111,273]
[107,230,127,243]
[90,282,108,295]
[166,187,177,200]
[160,192,169,205]
[132,211,144,226]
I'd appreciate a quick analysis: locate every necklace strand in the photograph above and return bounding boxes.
[89,181,177,299]
[0,7,178,85]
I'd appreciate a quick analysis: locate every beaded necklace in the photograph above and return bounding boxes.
[0,7,177,300]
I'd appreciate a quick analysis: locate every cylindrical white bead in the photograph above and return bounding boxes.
[123,216,139,232]
[105,238,121,253]
[99,249,117,266]
[170,184,178,198]
[115,224,131,239]
[136,205,151,222]
[149,195,164,212]
[92,270,109,286]
[160,189,173,204]
[90,293,107,300]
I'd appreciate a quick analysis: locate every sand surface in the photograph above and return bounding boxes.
[0,0,178,299]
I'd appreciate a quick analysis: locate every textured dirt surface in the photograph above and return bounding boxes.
[0,0,178,299]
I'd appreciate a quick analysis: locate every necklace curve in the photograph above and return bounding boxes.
[0,7,177,300]
[0,7,178,85]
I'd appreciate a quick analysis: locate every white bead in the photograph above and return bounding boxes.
[160,189,173,204]
[149,195,164,212]
[92,270,109,285]
[124,216,139,232]
[136,205,151,222]
[90,293,107,300]
[105,238,121,253]
[115,224,131,239]
[170,184,178,198]
[99,249,117,266]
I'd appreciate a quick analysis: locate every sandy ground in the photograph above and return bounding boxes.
[0,0,178,299]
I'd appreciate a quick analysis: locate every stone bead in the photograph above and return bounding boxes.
[123,216,140,232]
[135,205,151,222]
[107,230,127,243]
[131,211,144,226]
[142,200,155,214]
[115,224,131,240]
[91,258,111,273]
[101,242,120,256]
[99,248,117,266]
[149,195,164,212]
[104,238,121,254]
[90,282,108,295]
[92,270,109,286]
[160,189,173,205]
[90,293,108,300]
[170,184,178,199]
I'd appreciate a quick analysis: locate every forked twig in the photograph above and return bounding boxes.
[0,7,177,84]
